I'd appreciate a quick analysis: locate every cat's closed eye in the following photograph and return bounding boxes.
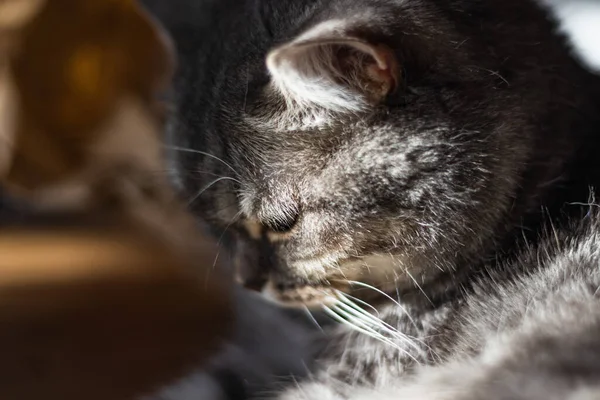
[263,211,299,233]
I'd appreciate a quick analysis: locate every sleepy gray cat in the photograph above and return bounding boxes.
[142,0,600,399]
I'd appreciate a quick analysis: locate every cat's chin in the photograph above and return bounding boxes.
[260,280,341,309]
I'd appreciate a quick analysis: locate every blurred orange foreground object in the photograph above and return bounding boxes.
[0,0,233,399]
[0,223,231,400]
[3,0,173,189]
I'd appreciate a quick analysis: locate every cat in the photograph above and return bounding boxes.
[142,0,600,398]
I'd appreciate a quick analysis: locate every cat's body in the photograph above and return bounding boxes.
[142,0,600,399]
[275,207,600,400]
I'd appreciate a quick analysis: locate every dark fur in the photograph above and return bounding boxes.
[143,0,600,399]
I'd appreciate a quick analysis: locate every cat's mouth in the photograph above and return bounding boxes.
[260,279,348,309]
[238,249,404,308]
[259,254,409,309]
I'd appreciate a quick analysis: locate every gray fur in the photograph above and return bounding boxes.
[146,0,600,302]
[141,0,600,399]
[274,208,600,400]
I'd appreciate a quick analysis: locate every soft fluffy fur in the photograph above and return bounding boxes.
[142,0,600,399]
[269,207,600,400]
[147,0,600,303]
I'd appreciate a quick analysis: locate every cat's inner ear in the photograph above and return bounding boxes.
[266,22,400,112]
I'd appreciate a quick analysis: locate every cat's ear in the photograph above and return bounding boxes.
[266,20,400,112]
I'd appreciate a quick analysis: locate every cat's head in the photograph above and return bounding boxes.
[165,0,592,306]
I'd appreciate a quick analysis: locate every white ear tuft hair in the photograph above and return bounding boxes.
[266,20,399,113]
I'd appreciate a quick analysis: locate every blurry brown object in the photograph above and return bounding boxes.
[0,0,232,399]
[3,0,173,190]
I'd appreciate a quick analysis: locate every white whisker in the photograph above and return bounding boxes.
[212,210,243,268]
[337,291,381,317]
[324,305,420,363]
[333,295,423,354]
[194,169,242,181]
[165,145,239,176]
[347,280,419,330]
[329,304,397,346]
[405,269,434,306]
[187,176,240,206]
[322,306,404,352]
[336,291,439,361]
[303,305,324,332]
[334,293,389,329]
